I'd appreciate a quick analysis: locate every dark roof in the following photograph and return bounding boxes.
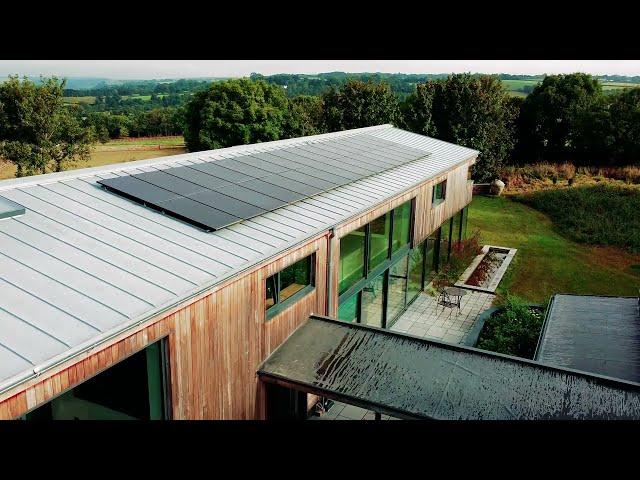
[258,315,640,420]
[535,294,640,383]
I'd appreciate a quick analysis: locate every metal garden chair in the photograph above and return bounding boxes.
[436,288,460,316]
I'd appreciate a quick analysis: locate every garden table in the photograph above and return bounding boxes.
[443,286,468,313]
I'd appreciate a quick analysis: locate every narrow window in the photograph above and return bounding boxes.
[432,179,447,206]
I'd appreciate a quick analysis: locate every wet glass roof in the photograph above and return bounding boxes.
[259,316,640,420]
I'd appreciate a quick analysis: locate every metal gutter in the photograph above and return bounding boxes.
[533,295,555,361]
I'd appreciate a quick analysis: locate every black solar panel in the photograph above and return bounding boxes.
[97,134,430,231]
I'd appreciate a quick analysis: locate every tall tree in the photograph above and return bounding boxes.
[403,74,518,182]
[283,95,326,138]
[608,87,640,162]
[322,80,400,132]
[517,73,602,160]
[182,78,290,151]
[0,76,93,177]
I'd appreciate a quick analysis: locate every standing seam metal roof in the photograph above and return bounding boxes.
[535,294,640,383]
[0,125,478,393]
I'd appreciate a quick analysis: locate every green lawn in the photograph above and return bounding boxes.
[468,195,640,303]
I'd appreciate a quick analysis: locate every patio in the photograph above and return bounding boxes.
[310,289,495,420]
[390,290,495,343]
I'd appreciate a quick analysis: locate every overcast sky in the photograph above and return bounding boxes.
[1,60,639,79]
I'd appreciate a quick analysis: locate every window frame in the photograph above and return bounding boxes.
[432,179,447,207]
[265,253,316,320]
[337,198,416,328]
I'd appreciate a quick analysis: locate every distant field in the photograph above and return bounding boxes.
[602,81,637,92]
[88,147,187,169]
[0,137,187,180]
[502,79,541,89]
[62,96,96,104]
[105,136,185,146]
[62,93,176,104]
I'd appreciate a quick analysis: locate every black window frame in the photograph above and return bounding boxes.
[337,199,416,328]
[266,253,316,320]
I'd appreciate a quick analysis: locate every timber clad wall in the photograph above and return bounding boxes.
[0,158,473,420]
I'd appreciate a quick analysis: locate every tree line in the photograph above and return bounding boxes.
[1,73,639,180]
[183,73,640,182]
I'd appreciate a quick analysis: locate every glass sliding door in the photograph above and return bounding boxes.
[424,235,438,285]
[360,272,385,328]
[407,242,424,305]
[339,225,366,295]
[368,212,391,272]
[386,254,409,326]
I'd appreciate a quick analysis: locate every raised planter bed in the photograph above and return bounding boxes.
[455,245,517,293]
[463,303,545,358]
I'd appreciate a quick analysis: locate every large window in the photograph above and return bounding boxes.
[432,179,447,206]
[266,254,315,318]
[339,225,366,295]
[337,200,415,329]
[361,272,385,328]
[338,292,360,323]
[24,340,169,420]
[386,255,408,325]
[407,243,425,305]
[391,201,412,254]
[368,212,391,272]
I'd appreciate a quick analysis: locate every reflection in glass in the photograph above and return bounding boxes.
[392,201,412,253]
[338,292,360,323]
[279,256,312,302]
[339,226,366,295]
[439,218,451,266]
[386,255,408,325]
[265,275,277,310]
[361,273,385,328]
[369,212,391,272]
[425,235,438,285]
[407,242,424,305]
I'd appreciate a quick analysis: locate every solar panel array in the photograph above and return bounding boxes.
[97,134,430,231]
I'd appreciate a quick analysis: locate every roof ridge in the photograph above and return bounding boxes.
[0,124,394,192]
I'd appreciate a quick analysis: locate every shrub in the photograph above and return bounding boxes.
[516,183,640,252]
[432,229,483,288]
[476,295,545,359]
